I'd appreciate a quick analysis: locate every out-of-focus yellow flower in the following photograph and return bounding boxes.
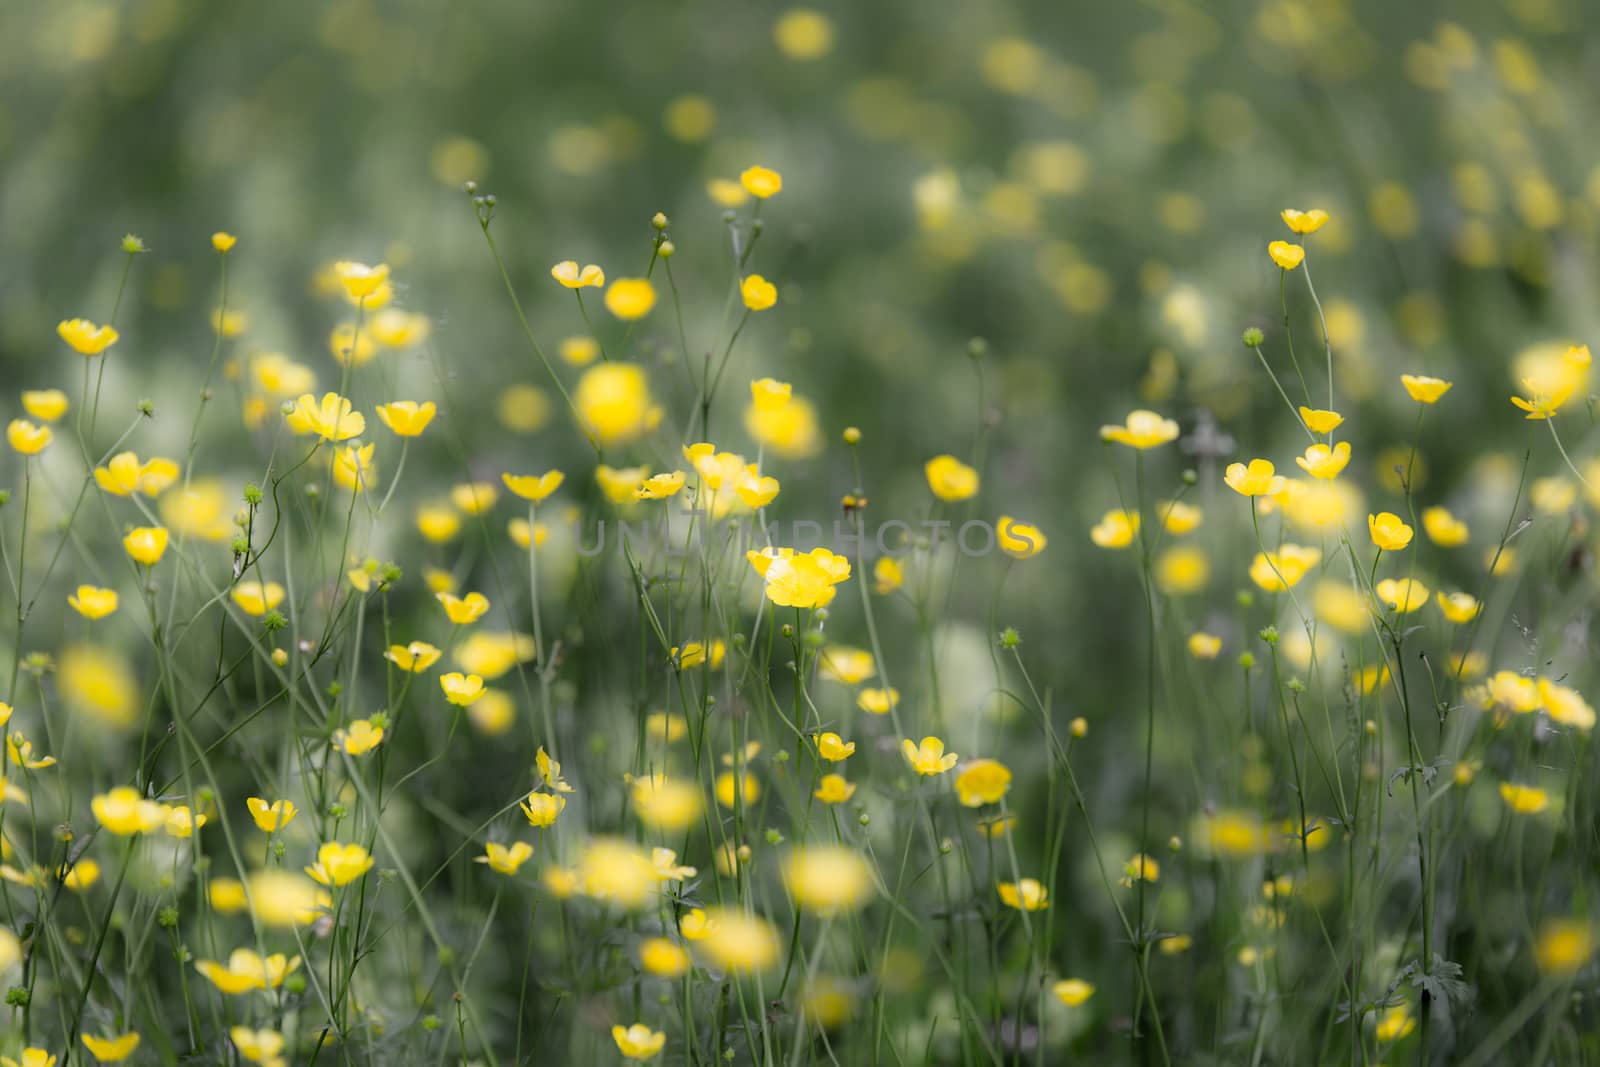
[1400,374,1452,403]
[454,632,536,679]
[748,547,852,608]
[954,758,1012,807]
[815,774,856,804]
[1225,459,1276,496]
[1422,506,1469,546]
[1268,241,1305,270]
[740,165,783,199]
[81,1032,141,1062]
[818,645,874,684]
[195,948,301,995]
[521,791,566,827]
[857,687,899,714]
[477,841,534,875]
[450,481,497,514]
[123,526,169,566]
[231,580,285,617]
[58,319,119,355]
[0,1049,55,1067]
[1090,509,1139,549]
[370,308,431,347]
[438,591,489,625]
[714,771,760,809]
[1280,209,1329,234]
[1249,544,1321,592]
[783,846,874,913]
[1100,410,1178,449]
[925,454,979,501]
[1436,591,1482,624]
[1539,678,1596,730]
[1053,978,1095,1006]
[91,787,168,835]
[1189,632,1222,659]
[740,274,777,311]
[1535,918,1595,975]
[1120,853,1159,887]
[708,178,750,208]
[774,9,834,59]
[873,557,903,594]
[503,470,564,503]
[306,842,374,886]
[159,481,234,542]
[230,1027,285,1064]
[639,937,690,978]
[165,805,206,838]
[575,363,656,447]
[211,231,237,253]
[596,464,650,503]
[246,869,329,927]
[635,471,686,500]
[21,390,68,422]
[68,585,118,620]
[997,878,1049,911]
[551,261,605,289]
[328,322,376,366]
[632,774,701,831]
[333,260,390,300]
[696,908,780,972]
[335,718,385,756]
[288,392,365,441]
[612,1023,666,1061]
[1298,406,1344,434]
[604,278,656,320]
[578,838,659,909]
[440,672,485,705]
[6,420,52,456]
[375,400,436,437]
[744,393,822,458]
[1375,577,1428,613]
[997,516,1047,558]
[902,735,958,776]
[332,443,377,493]
[246,797,297,832]
[416,504,461,543]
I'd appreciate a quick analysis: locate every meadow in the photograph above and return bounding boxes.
[0,1,1598,1064]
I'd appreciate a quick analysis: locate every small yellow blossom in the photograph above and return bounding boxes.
[925,454,979,501]
[1225,458,1276,496]
[1268,240,1305,270]
[1368,512,1414,551]
[306,841,375,886]
[550,261,605,289]
[902,736,958,776]
[1400,374,1452,403]
[1100,409,1179,449]
[740,165,783,199]
[375,400,436,437]
[247,797,298,832]
[604,278,657,320]
[58,318,119,355]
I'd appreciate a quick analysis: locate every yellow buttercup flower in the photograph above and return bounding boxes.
[1295,441,1350,479]
[596,464,650,503]
[954,758,1012,807]
[604,278,656,320]
[375,400,436,437]
[195,948,301,995]
[575,363,656,446]
[334,718,385,756]
[735,470,780,508]
[559,335,601,366]
[740,165,783,199]
[1298,406,1344,434]
[696,907,780,972]
[1267,240,1305,270]
[1375,577,1429,613]
[246,797,298,832]
[122,526,170,566]
[1422,506,1469,546]
[857,687,899,714]
[1248,544,1321,592]
[1188,632,1222,659]
[521,791,567,827]
[872,557,903,595]
[1,1050,56,1067]
[438,591,489,624]
[708,178,750,207]
[1100,409,1179,449]
[814,732,856,762]
[1368,512,1414,551]
[1400,374,1452,403]
[740,274,777,311]
[332,442,377,493]
[1090,509,1139,549]
[902,735,958,776]
[774,9,834,59]
[1535,918,1595,976]
[6,420,52,456]
[230,1027,285,1064]
[783,846,875,913]
[925,454,979,501]
[68,585,118,620]
[815,774,856,804]
[416,503,461,542]
[440,672,486,705]
[91,787,169,835]
[58,318,120,355]
[211,231,237,252]
[386,641,442,672]
[502,470,564,503]
[1499,782,1548,814]
[997,878,1049,911]
[1225,458,1276,496]
[1436,591,1482,624]
[333,260,390,300]
[477,841,534,875]
[613,1023,666,1061]
[371,308,430,347]
[288,392,365,441]
[748,546,852,608]
[639,937,690,978]
[1538,678,1596,730]
[329,322,376,365]
[450,481,498,514]
[81,1032,141,1062]
[635,471,686,500]
[165,805,206,838]
[21,389,68,422]
[1280,208,1329,234]
[537,746,575,793]
[1053,978,1095,1006]
[551,261,605,289]
[231,580,285,616]
[306,841,375,886]
[997,516,1047,558]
